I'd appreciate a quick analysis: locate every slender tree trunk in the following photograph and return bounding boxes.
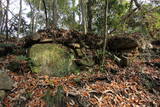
[87,0,92,32]
[1,12,5,32]
[79,0,84,28]
[28,0,35,33]
[17,0,22,40]
[42,0,48,28]
[34,0,42,30]
[52,0,58,28]
[0,0,3,32]
[1,7,5,32]
[79,0,87,34]
[5,0,9,40]
[31,11,35,32]
[78,6,81,24]
[72,0,76,23]
[48,2,52,25]
[102,0,109,66]
[103,0,107,36]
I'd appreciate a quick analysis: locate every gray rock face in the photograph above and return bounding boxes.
[0,70,14,90]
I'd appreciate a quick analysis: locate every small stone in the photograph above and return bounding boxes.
[119,56,131,67]
[31,33,41,41]
[0,70,14,90]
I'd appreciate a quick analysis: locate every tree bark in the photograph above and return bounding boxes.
[102,0,109,66]
[17,0,22,40]
[34,0,42,30]
[0,11,5,32]
[0,0,3,32]
[79,0,87,34]
[42,0,48,28]
[1,1,19,33]
[103,0,107,36]
[28,0,35,33]
[5,0,9,40]
[78,5,81,24]
[87,0,92,32]
[52,0,58,28]
[72,0,76,23]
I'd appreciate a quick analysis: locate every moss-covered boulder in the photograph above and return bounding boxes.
[29,44,78,76]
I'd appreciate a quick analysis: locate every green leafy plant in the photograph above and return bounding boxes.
[16,55,35,67]
[7,61,21,72]
[7,55,35,73]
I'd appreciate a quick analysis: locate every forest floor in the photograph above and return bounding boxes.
[0,30,160,106]
[0,53,159,107]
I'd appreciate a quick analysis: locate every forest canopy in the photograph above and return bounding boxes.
[0,0,160,39]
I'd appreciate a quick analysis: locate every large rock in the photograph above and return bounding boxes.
[107,36,139,51]
[29,44,78,76]
[0,70,14,90]
[107,36,140,67]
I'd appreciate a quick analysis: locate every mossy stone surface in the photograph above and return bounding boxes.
[29,44,78,76]
[0,71,14,90]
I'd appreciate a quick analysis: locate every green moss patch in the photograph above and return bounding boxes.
[29,44,78,76]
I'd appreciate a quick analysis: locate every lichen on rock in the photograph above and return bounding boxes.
[29,43,78,76]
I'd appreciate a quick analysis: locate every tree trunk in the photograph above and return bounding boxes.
[102,0,109,66]
[0,10,5,32]
[28,0,35,33]
[1,1,19,33]
[48,1,52,25]
[17,0,22,40]
[103,0,107,36]
[0,0,3,32]
[79,0,87,34]
[72,0,76,23]
[5,0,9,40]
[78,5,81,24]
[42,0,48,28]
[52,0,58,28]
[34,0,42,30]
[87,0,92,32]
